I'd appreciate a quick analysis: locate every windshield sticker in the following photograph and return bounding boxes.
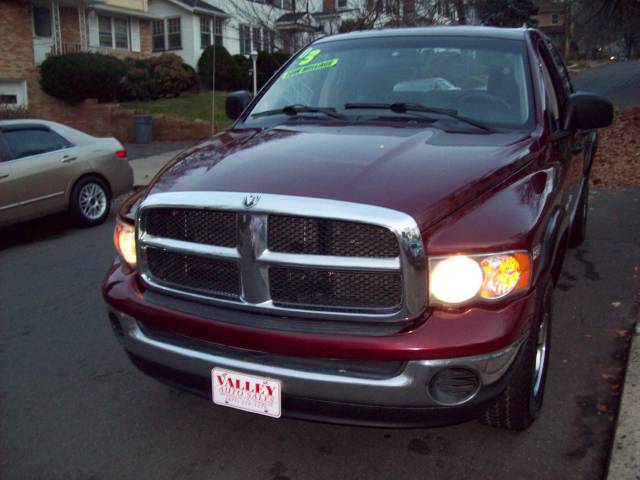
[298,48,322,65]
[282,58,339,79]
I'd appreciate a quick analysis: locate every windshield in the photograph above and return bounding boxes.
[243,35,534,131]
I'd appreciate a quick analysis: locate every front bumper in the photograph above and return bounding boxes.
[108,307,527,427]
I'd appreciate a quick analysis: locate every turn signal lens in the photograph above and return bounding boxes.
[430,256,483,304]
[429,251,532,307]
[480,253,531,300]
[116,149,127,158]
[114,220,137,267]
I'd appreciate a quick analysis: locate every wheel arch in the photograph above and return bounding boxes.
[536,206,569,286]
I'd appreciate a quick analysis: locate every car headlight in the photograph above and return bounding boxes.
[429,251,531,307]
[113,220,137,267]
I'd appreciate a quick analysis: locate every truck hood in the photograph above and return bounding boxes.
[148,125,537,228]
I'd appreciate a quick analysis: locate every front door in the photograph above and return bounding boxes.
[32,4,54,64]
[1,126,82,221]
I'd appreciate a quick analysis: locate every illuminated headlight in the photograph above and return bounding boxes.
[113,220,137,267]
[429,252,531,307]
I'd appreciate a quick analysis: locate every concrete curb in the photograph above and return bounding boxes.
[607,320,640,479]
[130,149,183,187]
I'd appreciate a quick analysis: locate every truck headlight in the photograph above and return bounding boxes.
[429,252,531,306]
[113,220,137,267]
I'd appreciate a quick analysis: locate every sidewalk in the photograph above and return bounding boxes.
[608,320,640,479]
[130,149,184,187]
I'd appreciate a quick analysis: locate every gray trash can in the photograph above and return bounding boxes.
[133,114,153,144]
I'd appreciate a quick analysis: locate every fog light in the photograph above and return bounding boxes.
[428,368,480,406]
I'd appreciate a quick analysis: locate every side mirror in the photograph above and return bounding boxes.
[563,92,613,131]
[225,90,252,120]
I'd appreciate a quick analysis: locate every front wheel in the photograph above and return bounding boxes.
[71,176,111,226]
[479,282,553,430]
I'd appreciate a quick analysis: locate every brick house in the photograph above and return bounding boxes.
[0,0,156,113]
[533,0,568,53]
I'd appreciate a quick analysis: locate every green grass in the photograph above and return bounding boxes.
[122,91,232,130]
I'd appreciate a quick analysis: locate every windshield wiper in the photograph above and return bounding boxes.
[252,105,349,122]
[344,102,494,133]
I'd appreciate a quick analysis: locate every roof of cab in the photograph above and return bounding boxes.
[314,26,529,44]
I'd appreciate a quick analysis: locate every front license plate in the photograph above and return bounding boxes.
[211,368,282,418]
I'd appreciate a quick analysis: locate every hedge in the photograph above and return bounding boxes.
[198,46,291,92]
[40,52,125,103]
[118,54,199,101]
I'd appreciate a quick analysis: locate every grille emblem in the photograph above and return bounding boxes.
[243,194,261,208]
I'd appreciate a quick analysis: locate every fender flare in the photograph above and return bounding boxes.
[535,206,566,285]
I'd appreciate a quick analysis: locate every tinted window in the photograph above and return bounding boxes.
[544,39,573,100]
[246,36,534,130]
[539,54,560,129]
[3,128,72,159]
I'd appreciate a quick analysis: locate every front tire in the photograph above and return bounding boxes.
[71,176,111,226]
[479,282,553,430]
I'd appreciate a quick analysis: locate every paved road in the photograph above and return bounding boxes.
[1,188,639,480]
[572,60,640,107]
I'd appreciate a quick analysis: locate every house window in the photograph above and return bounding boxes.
[167,17,181,49]
[272,0,293,9]
[200,15,211,47]
[551,13,559,24]
[98,15,113,47]
[262,29,270,52]
[33,7,52,37]
[200,16,223,48]
[98,15,129,49]
[240,24,251,55]
[0,95,17,105]
[337,0,347,9]
[252,27,261,52]
[152,20,165,51]
[214,18,223,46]
[114,18,129,49]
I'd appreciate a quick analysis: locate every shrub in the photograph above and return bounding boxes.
[182,63,201,94]
[257,51,290,88]
[151,53,196,98]
[117,54,199,101]
[232,54,252,90]
[118,58,155,101]
[40,52,125,102]
[198,45,240,91]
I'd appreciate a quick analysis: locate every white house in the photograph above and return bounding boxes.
[146,0,314,68]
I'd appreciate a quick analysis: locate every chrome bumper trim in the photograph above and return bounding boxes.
[111,309,526,408]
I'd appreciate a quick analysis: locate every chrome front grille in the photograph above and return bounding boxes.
[145,248,241,299]
[269,267,402,311]
[268,215,399,257]
[137,192,426,322]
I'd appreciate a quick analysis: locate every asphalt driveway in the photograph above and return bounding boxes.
[1,187,638,480]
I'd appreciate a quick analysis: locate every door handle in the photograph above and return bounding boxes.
[0,173,9,179]
[61,155,77,163]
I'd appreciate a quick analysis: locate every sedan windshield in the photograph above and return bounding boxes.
[244,35,534,131]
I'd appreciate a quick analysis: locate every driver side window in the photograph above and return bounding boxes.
[539,51,561,130]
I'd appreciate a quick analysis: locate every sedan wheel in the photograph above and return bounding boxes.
[71,176,111,226]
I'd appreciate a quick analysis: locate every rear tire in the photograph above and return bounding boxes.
[70,176,111,226]
[479,282,553,430]
[569,183,589,247]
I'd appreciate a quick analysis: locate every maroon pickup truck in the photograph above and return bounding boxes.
[103,27,613,430]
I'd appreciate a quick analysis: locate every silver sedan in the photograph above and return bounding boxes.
[0,119,133,227]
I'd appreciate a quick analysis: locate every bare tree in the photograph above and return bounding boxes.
[573,0,640,58]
